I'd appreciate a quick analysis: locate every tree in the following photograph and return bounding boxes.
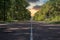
[33,0,60,22]
[0,0,11,21]
[13,0,31,21]
[0,0,31,22]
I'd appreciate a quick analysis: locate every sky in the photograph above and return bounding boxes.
[26,0,48,16]
[26,0,48,9]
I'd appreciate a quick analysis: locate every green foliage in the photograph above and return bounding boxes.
[49,21,60,24]
[0,0,31,22]
[13,0,31,21]
[0,0,11,21]
[33,0,60,22]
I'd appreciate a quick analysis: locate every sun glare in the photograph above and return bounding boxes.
[28,8,39,16]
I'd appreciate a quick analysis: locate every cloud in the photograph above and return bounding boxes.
[27,0,39,3]
[26,0,48,9]
[27,0,47,6]
[32,5,41,10]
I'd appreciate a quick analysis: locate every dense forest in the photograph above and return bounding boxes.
[0,0,31,22]
[33,0,60,22]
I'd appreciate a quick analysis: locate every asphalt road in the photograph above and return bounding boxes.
[0,22,60,40]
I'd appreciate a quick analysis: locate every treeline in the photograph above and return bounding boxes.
[0,0,31,22]
[33,0,60,22]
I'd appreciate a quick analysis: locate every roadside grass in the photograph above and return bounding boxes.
[49,21,60,24]
[0,20,30,24]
